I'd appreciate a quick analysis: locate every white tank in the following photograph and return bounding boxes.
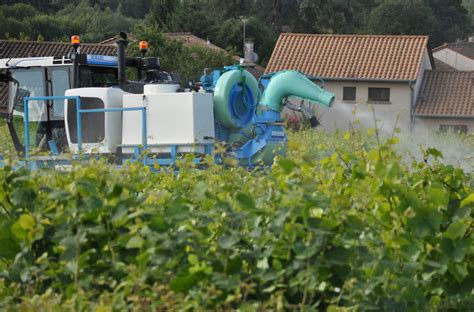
[144,83,180,94]
[121,88,215,154]
[64,87,126,154]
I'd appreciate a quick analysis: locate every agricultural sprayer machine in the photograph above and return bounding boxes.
[0,34,335,169]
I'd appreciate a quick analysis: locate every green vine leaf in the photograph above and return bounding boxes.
[19,214,35,230]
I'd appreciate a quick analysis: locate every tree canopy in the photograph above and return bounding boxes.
[0,0,472,65]
[130,24,235,82]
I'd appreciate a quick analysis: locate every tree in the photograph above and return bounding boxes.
[0,3,37,39]
[149,0,178,30]
[54,0,137,42]
[29,15,64,41]
[0,1,139,42]
[132,23,235,82]
[427,0,471,46]
[463,0,474,27]
[368,0,435,36]
[166,0,218,40]
[368,0,471,46]
[119,0,151,19]
[1,0,470,63]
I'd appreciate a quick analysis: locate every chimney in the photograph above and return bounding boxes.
[244,39,253,62]
[244,39,257,63]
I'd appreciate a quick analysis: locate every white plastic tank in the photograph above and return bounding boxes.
[122,84,215,154]
[64,87,126,153]
[144,84,179,94]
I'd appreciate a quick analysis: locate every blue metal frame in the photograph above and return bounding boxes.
[23,96,148,165]
[76,105,148,165]
[18,95,214,169]
[234,110,287,164]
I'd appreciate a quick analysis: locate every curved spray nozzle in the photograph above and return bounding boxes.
[259,70,335,112]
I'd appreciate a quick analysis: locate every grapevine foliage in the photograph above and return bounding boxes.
[0,129,472,311]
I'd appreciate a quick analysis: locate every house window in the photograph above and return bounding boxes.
[439,125,468,134]
[343,87,356,101]
[368,88,390,102]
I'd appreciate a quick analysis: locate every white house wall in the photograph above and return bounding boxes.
[413,117,474,133]
[314,81,412,134]
[285,76,474,135]
[433,48,474,71]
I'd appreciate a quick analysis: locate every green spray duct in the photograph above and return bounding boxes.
[260,70,335,112]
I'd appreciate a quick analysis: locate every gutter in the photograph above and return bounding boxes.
[426,45,436,69]
[409,81,415,130]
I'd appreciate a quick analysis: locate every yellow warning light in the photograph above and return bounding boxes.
[139,41,149,51]
[71,35,81,46]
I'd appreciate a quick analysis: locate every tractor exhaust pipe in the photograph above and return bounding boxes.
[116,33,128,87]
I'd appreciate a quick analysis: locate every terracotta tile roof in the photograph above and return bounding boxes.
[0,40,116,59]
[98,37,117,45]
[434,58,458,71]
[166,32,223,51]
[265,33,430,81]
[100,32,223,51]
[433,42,474,60]
[0,40,116,113]
[415,71,474,117]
